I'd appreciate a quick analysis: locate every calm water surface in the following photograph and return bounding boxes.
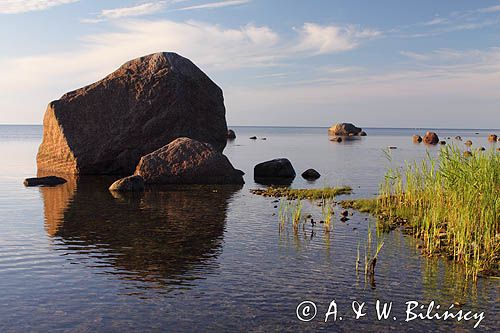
[0,125,498,332]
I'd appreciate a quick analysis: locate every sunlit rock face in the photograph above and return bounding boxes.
[37,52,228,175]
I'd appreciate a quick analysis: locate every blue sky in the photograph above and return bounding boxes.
[1,0,499,127]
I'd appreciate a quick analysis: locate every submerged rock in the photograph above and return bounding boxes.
[330,136,343,143]
[301,169,321,181]
[412,135,422,143]
[24,176,67,187]
[37,52,228,175]
[109,175,145,192]
[254,158,296,181]
[227,129,236,140]
[423,131,439,145]
[328,123,363,136]
[488,134,497,142]
[135,137,244,184]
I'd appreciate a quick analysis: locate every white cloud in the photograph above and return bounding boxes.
[477,5,500,13]
[0,0,78,14]
[176,0,250,11]
[100,1,167,19]
[293,23,381,55]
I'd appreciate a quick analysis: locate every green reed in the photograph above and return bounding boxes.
[251,186,352,200]
[378,145,499,280]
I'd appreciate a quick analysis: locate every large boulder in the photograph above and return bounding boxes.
[134,137,244,184]
[37,52,228,175]
[423,131,439,145]
[328,123,363,136]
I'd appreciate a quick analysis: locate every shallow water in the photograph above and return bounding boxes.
[0,125,498,332]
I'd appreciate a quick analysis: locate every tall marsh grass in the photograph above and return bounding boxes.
[379,145,499,279]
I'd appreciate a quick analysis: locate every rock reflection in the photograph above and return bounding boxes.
[40,177,241,286]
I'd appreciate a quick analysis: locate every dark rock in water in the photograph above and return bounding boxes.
[301,169,321,180]
[261,137,267,140]
[135,137,244,185]
[328,123,363,136]
[254,158,296,182]
[487,134,497,142]
[341,210,349,217]
[24,176,67,187]
[249,136,257,140]
[388,146,397,149]
[340,216,349,222]
[455,136,462,141]
[439,141,446,145]
[412,135,422,143]
[109,175,145,192]
[227,129,236,140]
[330,136,342,142]
[465,140,473,147]
[359,131,367,136]
[37,52,228,175]
[423,131,439,145]
[478,147,486,151]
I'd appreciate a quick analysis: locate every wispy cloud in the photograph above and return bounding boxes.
[0,0,78,14]
[100,1,167,19]
[293,23,382,54]
[176,0,250,11]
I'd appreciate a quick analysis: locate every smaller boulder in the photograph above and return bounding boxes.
[24,176,67,187]
[249,136,257,140]
[439,141,446,145]
[465,140,473,147]
[330,137,342,143]
[301,169,321,181]
[135,137,244,185]
[488,134,497,142]
[423,131,439,145]
[412,135,422,143]
[455,136,462,141]
[478,147,486,151]
[254,158,296,180]
[227,129,236,140]
[109,175,145,192]
[328,123,363,136]
[359,131,367,136]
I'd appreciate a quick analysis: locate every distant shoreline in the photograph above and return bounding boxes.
[1,124,499,131]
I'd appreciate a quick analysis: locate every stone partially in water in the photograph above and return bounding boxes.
[37,52,228,175]
[135,137,244,185]
[330,136,342,143]
[328,123,363,136]
[24,176,67,187]
[488,134,497,142]
[109,175,145,192]
[423,131,439,145]
[254,158,296,183]
[227,129,236,140]
[412,135,422,143]
[301,169,321,181]
[465,140,473,147]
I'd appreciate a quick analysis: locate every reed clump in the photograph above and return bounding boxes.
[378,145,499,279]
[250,186,352,200]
